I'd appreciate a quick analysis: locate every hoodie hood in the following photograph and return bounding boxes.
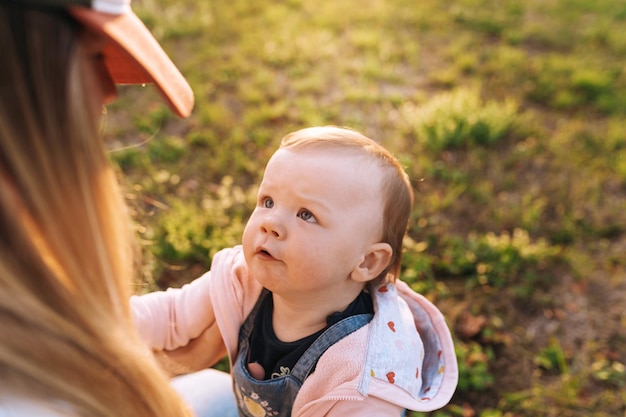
[358,280,458,411]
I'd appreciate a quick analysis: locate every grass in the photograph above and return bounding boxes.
[106,0,626,415]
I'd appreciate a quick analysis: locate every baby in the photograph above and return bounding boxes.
[132,126,458,417]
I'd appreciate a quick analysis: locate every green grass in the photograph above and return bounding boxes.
[106,0,626,415]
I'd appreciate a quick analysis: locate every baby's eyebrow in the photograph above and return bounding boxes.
[295,196,331,216]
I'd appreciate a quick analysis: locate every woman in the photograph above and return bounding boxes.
[0,0,196,415]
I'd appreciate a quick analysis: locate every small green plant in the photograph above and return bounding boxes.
[526,54,623,113]
[456,341,495,391]
[147,176,256,264]
[401,88,519,152]
[535,338,569,375]
[147,135,188,164]
[401,236,439,292]
[108,145,150,172]
[590,358,625,388]
[132,105,172,135]
[450,4,514,37]
[434,229,560,295]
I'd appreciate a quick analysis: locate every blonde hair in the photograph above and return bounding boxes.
[280,126,414,285]
[0,4,191,416]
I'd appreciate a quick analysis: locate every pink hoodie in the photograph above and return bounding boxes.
[132,246,458,416]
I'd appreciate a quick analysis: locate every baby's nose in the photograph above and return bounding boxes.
[260,217,285,239]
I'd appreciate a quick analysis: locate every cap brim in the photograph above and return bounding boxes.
[69,7,194,118]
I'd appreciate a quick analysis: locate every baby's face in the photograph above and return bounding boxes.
[242,147,385,299]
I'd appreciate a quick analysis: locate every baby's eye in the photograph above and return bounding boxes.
[261,197,274,209]
[297,209,317,223]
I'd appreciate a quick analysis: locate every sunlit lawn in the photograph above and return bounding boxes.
[106,0,626,415]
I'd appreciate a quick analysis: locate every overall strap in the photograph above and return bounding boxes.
[290,313,373,382]
[239,288,270,341]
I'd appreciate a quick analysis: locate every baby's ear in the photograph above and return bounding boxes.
[351,243,393,283]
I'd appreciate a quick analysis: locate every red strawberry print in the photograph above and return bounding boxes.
[386,372,395,383]
[387,321,396,332]
[378,285,388,293]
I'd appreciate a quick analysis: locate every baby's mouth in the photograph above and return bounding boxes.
[257,247,278,260]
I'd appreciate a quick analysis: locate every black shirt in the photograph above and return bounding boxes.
[247,290,374,380]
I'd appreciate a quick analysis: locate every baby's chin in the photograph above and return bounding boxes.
[244,263,273,288]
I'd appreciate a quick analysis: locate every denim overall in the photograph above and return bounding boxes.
[232,290,373,417]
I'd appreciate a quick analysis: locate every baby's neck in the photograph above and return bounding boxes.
[270,292,354,342]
